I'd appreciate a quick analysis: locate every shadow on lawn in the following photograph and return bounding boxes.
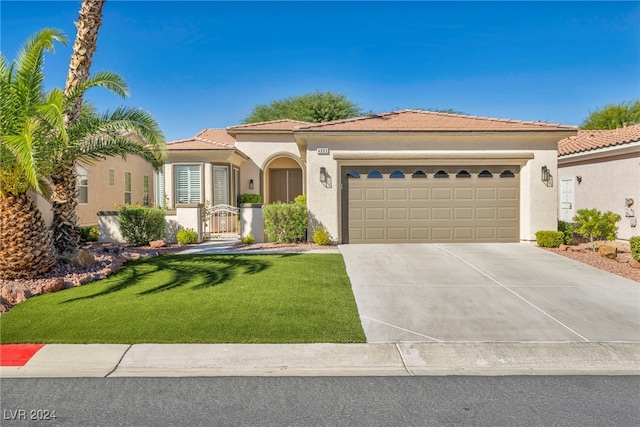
[62,254,292,302]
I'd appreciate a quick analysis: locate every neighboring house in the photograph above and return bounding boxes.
[558,124,640,240]
[161,110,577,243]
[35,154,156,228]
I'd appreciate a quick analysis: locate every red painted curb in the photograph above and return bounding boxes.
[0,344,45,366]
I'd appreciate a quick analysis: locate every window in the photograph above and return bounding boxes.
[233,167,240,206]
[478,170,493,178]
[500,170,515,178]
[346,170,360,178]
[411,170,427,178]
[124,172,132,204]
[434,170,449,178]
[367,171,383,179]
[175,165,201,204]
[456,170,471,178]
[108,169,115,186]
[156,168,165,208]
[143,175,150,206]
[389,170,405,178]
[213,165,229,205]
[77,166,88,204]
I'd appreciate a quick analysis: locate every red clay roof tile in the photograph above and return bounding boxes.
[166,128,236,150]
[227,119,312,133]
[558,124,640,156]
[294,109,577,132]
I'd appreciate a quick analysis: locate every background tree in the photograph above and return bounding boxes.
[0,29,68,279]
[580,100,640,130]
[243,91,364,123]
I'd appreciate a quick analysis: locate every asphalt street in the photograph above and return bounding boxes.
[3,376,639,426]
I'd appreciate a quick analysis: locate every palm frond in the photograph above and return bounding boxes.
[65,71,130,104]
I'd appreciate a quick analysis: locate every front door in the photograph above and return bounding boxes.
[269,169,302,203]
[559,177,575,222]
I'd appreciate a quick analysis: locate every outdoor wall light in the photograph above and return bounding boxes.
[576,175,582,184]
[320,166,327,183]
[541,165,552,186]
[249,179,254,190]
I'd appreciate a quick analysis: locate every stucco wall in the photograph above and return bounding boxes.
[299,132,566,243]
[559,151,639,240]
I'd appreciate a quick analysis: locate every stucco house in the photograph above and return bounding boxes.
[558,124,640,240]
[36,154,156,228]
[160,109,577,243]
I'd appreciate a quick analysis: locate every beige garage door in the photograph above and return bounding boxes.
[343,166,519,243]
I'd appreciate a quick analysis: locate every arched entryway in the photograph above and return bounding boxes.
[265,156,304,203]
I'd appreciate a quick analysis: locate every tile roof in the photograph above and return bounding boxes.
[166,128,236,150]
[558,124,640,156]
[227,119,312,133]
[294,109,577,132]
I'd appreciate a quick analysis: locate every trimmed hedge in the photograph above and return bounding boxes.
[535,230,564,248]
[118,205,166,246]
[263,202,307,243]
[176,228,198,244]
[239,194,262,204]
[557,220,575,245]
[630,236,640,261]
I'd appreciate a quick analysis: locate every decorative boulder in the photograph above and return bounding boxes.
[1,282,32,305]
[629,259,640,269]
[42,278,66,294]
[62,249,96,268]
[149,239,167,249]
[598,244,617,260]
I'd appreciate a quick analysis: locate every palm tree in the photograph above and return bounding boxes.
[49,73,166,255]
[0,29,68,279]
[51,0,166,255]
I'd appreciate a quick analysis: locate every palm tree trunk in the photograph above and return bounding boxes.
[50,162,80,255]
[51,0,105,256]
[64,0,106,125]
[0,194,56,279]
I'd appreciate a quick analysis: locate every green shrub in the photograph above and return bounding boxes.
[313,226,330,245]
[176,228,198,245]
[293,194,306,206]
[239,193,262,204]
[573,208,621,248]
[557,220,575,245]
[535,231,564,248]
[241,233,255,244]
[630,236,640,261]
[118,205,166,246]
[263,202,308,243]
[79,226,99,242]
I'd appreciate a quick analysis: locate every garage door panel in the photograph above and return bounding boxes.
[388,188,408,201]
[365,188,385,200]
[388,228,408,240]
[345,167,519,243]
[410,188,430,200]
[365,208,385,220]
[410,207,430,220]
[454,188,474,200]
[476,207,496,220]
[432,188,452,200]
[454,227,474,240]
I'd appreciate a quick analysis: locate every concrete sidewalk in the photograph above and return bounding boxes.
[1,342,638,378]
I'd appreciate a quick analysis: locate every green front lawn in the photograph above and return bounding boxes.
[0,254,366,344]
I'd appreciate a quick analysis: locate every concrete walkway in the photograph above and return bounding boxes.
[1,342,638,377]
[340,243,640,343]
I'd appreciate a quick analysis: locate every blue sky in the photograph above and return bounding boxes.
[1,1,639,141]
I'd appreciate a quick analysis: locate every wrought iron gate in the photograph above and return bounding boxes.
[204,204,239,240]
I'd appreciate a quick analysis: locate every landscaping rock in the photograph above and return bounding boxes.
[1,282,32,305]
[42,278,65,294]
[62,249,96,268]
[629,259,640,269]
[559,244,570,251]
[150,239,167,249]
[598,244,617,260]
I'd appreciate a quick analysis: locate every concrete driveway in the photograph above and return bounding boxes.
[339,244,640,343]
